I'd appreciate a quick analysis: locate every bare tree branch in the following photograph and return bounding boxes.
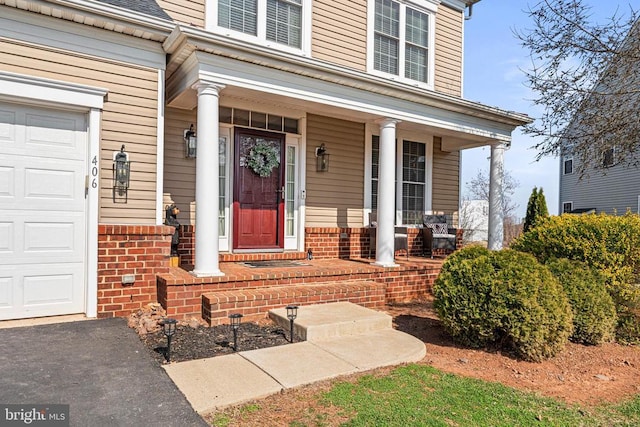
[515,0,640,177]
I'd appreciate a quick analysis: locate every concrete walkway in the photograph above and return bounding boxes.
[164,302,426,414]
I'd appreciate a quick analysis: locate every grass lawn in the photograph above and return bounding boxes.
[211,364,640,426]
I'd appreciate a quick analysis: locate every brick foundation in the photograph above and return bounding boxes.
[157,259,443,321]
[98,224,175,318]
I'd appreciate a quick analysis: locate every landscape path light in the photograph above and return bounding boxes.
[159,317,178,362]
[286,305,298,343]
[228,313,243,351]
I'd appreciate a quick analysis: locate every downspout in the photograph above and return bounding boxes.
[465,0,481,21]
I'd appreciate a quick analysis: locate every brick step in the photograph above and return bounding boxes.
[269,301,392,341]
[201,280,386,326]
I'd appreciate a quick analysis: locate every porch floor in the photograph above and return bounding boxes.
[156,256,445,323]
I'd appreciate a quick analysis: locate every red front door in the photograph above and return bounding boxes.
[233,129,285,250]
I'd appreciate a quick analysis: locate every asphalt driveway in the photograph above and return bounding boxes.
[0,318,207,427]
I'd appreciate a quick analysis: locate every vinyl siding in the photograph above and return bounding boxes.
[434,5,463,96]
[156,0,205,27]
[306,114,365,227]
[163,107,198,223]
[0,39,160,224]
[312,0,367,71]
[559,161,640,214]
[431,136,459,213]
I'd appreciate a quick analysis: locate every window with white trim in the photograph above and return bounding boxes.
[563,156,573,175]
[562,201,573,214]
[402,140,426,224]
[368,0,436,87]
[370,136,428,225]
[602,147,615,168]
[209,0,310,54]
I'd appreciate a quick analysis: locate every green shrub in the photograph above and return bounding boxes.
[433,248,573,362]
[545,259,617,345]
[511,212,640,343]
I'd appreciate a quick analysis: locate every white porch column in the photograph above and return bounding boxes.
[374,118,400,267]
[488,142,508,250]
[192,82,225,277]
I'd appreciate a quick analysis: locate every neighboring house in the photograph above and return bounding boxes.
[560,147,640,215]
[460,200,488,242]
[0,0,529,321]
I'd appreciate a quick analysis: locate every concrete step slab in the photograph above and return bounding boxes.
[163,354,282,414]
[269,301,392,341]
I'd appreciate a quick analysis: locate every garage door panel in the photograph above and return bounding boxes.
[24,222,77,253]
[0,110,17,144]
[0,106,85,160]
[0,277,13,309]
[24,273,75,307]
[0,155,85,211]
[0,101,87,319]
[25,167,76,201]
[0,214,84,265]
[0,165,15,197]
[26,113,79,151]
[0,265,84,320]
[0,222,13,253]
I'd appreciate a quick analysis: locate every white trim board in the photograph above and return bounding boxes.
[1,6,166,70]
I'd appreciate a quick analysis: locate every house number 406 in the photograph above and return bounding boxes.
[91,156,98,189]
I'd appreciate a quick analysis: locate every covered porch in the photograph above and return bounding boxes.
[162,25,530,279]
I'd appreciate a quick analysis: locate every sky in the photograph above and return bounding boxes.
[461,0,640,219]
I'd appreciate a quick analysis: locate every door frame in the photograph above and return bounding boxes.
[232,127,286,250]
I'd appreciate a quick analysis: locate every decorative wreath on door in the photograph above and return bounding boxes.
[246,141,280,177]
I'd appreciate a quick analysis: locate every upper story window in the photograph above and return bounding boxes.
[602,147,615,168]
[563,157,573,175]
[208,0,311,55]
[368,0,436,88]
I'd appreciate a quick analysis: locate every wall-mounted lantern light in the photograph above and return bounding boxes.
[112,144,130,203]
[184,124,197,158]
[315,143,329,172]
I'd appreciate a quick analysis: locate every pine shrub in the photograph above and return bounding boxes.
[433,247,573,362]
[546,259,617,345]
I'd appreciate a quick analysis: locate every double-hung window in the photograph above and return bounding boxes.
[369,0,436,88]
[209,0,310,54]
[369,136,430,225]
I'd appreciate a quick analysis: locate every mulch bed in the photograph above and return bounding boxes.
[139,322,291,364]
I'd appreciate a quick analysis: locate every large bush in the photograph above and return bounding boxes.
[433,247,573,362]
[511,213,640,343]
[545,259,617,345]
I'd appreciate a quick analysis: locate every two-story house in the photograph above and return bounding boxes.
[0,0,530,322]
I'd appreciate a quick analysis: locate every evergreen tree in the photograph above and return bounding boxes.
[524,187,549,232]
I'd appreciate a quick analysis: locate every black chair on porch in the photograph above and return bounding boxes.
[367,213,409,259]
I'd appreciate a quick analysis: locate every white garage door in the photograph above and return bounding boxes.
[0,102,87,320]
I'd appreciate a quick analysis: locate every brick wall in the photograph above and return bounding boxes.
[305,227,426,259]
[176,226,459,262]
[97,224,175,318]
